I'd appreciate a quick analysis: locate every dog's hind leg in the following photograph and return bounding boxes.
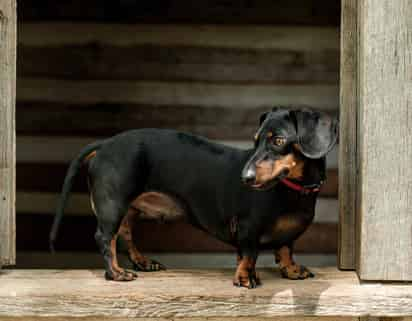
[118,207,166,272]
[91,182,138,281]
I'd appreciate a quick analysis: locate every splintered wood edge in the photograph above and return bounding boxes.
[0,316,362,321]
[0,316,411,321]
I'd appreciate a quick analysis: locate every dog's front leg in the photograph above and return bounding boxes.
[233,245,260,289]
[275,244,314,279]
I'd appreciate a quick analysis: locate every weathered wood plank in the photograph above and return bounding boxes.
[16,213,337,253]
[16,163,338,197]
[0,317,357,321]
[16,136,339,167]
[16,103,338,140]
[0,0,16,266]
[19,24,339,51]
[16,252,338,270]
[17,78,339,110]
[0,268,412,317]
[18,45,339,84]
[18,0,340,25]
[338,0,357,270]
[15,252,337,270]
[0,317,360,321]
[356,0,412,280]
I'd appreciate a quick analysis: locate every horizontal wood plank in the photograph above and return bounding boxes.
[16,103,338,140]
[16,213,337,253]
[15,252,338,269]
[19,0,340,25]
[16,163,338,197]
[19,24,339,51]
[18,45,339,84]
[17,78,339,110]
[0,317,356,321]
[1,268,412,317]
[16,136,339,167]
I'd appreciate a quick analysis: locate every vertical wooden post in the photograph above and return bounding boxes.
[356,0,412,280]
[0,0,16,266]
[338,0,357,270]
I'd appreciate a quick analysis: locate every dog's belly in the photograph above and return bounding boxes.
[259,214,308,247]
[130,191,187,222]
[128,191,239,244]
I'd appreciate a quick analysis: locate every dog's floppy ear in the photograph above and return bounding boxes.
[259,111,269,125]
[291,109,338,159]
[259,107,281,125]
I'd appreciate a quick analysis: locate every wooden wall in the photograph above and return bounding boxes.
[16,1,341,258]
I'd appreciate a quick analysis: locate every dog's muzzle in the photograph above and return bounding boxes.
[241,167,256,185]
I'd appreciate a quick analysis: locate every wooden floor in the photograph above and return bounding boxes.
[1,268,412,320]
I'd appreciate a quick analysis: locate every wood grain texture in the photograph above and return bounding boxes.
[18,45,339,84]
[338,0,357,270]
[1,268,412,317]
[357,0,412,280]
[19,23,339,51]
[17,78,339,110]
[0,0,16,266]
[18,0,340,25]
[16,103,338,140]
[0,316,358,321]
[0,317,357,321]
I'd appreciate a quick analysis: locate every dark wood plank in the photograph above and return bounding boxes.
[20,24,339,51]
[338,0,357,270]
[16,103,338,140]
[16,163,338,198]
[19,0,340,26]
[18,45,339,83]
[17,78,339,111]
[16,213,337,253]
[16,103,264,140]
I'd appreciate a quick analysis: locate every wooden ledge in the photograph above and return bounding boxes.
[0,268,412,319]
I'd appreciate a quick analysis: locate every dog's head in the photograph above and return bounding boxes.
[241,108,338,190]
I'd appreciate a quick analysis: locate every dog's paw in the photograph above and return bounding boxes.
[280,264,314,280]
[132,258,166,272]
[105,270,138,281]
[233,270,261,289]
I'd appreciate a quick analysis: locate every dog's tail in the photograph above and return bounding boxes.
[49,140,103,253]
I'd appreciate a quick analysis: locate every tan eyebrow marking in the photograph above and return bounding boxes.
[267,132,273,138]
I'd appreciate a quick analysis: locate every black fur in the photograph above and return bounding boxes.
[50,107,338,286]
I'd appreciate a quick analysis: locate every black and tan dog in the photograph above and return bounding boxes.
[50,107,338,288]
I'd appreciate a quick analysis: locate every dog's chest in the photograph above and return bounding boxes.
[259,212,312,245]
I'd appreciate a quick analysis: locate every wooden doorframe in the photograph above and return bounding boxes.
[339,0,412,281]
[0,0,16,266]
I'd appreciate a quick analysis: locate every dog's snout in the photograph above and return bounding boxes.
[241,168,256,184]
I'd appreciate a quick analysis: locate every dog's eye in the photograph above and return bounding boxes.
[273,137,287,146]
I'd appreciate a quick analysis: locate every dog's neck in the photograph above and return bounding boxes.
[287,156,326,188]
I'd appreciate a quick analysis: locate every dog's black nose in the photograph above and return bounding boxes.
[241,168,256,184]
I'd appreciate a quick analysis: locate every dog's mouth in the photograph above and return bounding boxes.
[250,169,290,191]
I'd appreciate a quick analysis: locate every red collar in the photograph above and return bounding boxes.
[281,178,321,194]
